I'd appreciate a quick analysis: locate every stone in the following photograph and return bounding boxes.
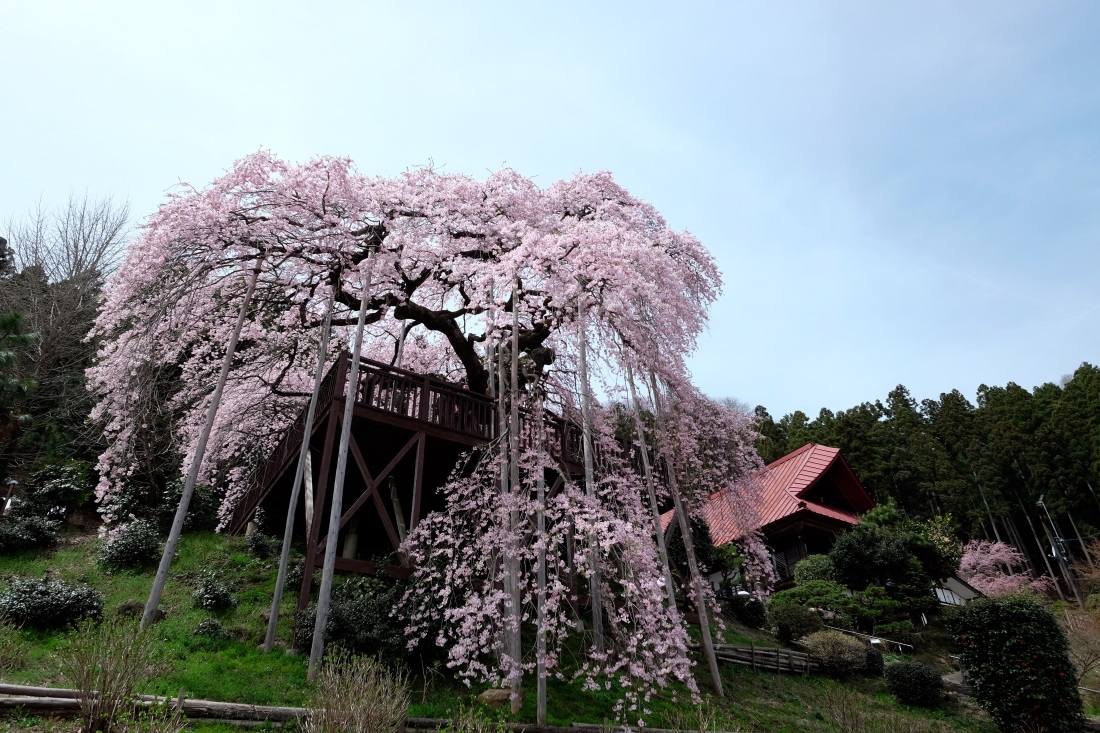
[476,688,512,708]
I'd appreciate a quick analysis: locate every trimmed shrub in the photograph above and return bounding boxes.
[769,580,851,616]
[246,531,281,559]
[296,577,433,661]
[99,520,161,571]
[875,619,920,649]
[0,515,59,553]
[195,618,230,639]
[768,602,823,645]
[802,630,866,677]
[723,593,767,629]
[862,644,884,677]
[0,576,104,629]
[885,660,943,707]
[794,554,835,584]
[948,595,1083,733]
[192,573,234,612]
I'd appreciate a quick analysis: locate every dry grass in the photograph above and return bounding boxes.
[58,619,161,733]
[818,689,948,733]
[305,651,410,733]
[0,621,31,671]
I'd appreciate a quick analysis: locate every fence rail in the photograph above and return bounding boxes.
[709,643,820,675]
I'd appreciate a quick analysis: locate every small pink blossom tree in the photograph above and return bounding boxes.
[958,539,1056,597]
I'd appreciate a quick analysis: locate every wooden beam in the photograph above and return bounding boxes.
[296,403,341,616]
[410,432,426,529]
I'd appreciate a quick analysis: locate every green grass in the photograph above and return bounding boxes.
[1,530,999,732]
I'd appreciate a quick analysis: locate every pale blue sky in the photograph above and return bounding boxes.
[3,2,1098,417]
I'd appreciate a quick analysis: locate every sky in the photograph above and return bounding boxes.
[3,1,1098,418]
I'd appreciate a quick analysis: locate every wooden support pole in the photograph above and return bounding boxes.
[410,432,426,530]
[647,372,724,698]
[143,263,261,630]
[576,288,605,655]
[265,289,335,652]
[297,361,344,617]
[624,359,677,608]
[309,260,374,680]
[504,286,522,713]
[303,452,315,536]
[536,408,548,727]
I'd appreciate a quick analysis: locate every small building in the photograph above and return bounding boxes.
[933,575,981,606]
[692,442,875,587]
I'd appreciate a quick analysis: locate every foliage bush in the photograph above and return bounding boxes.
[768,601,823,645]
[192,573,234,611]
[156,481,222,533]
[802,630,866,677]
[305,650,409,733]
[296,576,432,661]
[0,514,58,553]
[195,618,230,639]
[862,644,884,677]
[884,660,943,708]
[17,460,96,520]
[246,530,281,559]
[723,593,767,629]
[99,520,161,571]
[769,579,852,622]
[0,576,104,629]
[875,619,919,648]
[667,515,729,577]
[793,554,835,584]
[948,595,1083,733]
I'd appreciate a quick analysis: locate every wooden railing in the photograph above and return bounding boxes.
[230,359,345,531]
[231,352,655,532]
[353,356,496,442]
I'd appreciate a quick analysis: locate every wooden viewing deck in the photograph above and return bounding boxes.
[229,352,592,536]
[226,352,617,613]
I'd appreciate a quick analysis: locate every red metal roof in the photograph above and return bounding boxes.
[662,443,873,545]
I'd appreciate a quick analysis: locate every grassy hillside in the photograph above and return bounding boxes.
[0,529,997,732]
